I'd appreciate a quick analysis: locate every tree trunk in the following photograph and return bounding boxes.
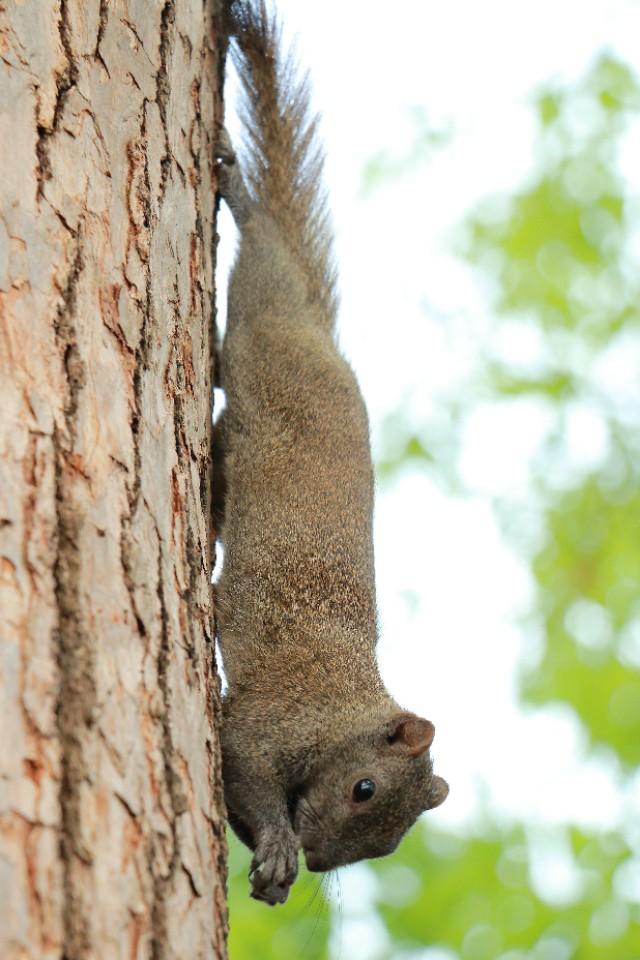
[0,2,227,958]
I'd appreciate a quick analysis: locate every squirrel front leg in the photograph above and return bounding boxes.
[222,749,299,905]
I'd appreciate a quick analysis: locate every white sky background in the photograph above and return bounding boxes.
[218,0,640,943]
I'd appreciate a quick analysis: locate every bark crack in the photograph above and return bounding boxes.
[157,1,176,200]
[120,103,153,642]
[54,234,85,427]
[121,19,153,62]
[170,282,201,663]
[150,533,183,960]
[94,0,110,77]
[49,97,95,947]
[53,299,96,960]
[35,0,78,201]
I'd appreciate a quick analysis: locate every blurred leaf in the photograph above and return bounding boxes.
[362,107,452,194]
[524,478,640,764]
[371,822,640,959]
[486,366,575,399]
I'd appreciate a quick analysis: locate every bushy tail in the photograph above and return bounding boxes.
[229,0,338,327]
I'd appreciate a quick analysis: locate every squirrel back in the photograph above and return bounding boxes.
[216,0,449,907]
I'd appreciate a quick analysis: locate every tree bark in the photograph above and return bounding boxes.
[0,2,227,958]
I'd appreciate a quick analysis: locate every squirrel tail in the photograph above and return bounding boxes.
[229,0,338,327]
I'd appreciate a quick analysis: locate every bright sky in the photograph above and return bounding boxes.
[218,0,640,947]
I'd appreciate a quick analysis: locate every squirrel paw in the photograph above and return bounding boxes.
[249,829,299,906]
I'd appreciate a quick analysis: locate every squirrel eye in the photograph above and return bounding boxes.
[352,778,376,803]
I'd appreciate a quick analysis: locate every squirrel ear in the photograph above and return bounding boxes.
[426,775,449,810]
[388,715,435,757]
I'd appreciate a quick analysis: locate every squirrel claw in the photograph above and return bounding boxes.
[249,829,299,906]
[250,882,289,906]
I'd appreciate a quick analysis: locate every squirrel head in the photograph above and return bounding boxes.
[293,713,448,872]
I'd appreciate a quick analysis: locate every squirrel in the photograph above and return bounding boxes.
[215,0,449,906]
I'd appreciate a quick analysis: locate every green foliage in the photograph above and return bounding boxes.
[457,53,640,763]
[525,478,640,765]
[465,55,640,347]
[361,106,452,195]
[370,821,640,959]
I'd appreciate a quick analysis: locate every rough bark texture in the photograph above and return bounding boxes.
[0,2,227,958]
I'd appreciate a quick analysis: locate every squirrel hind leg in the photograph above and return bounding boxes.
[216,127,251,226]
